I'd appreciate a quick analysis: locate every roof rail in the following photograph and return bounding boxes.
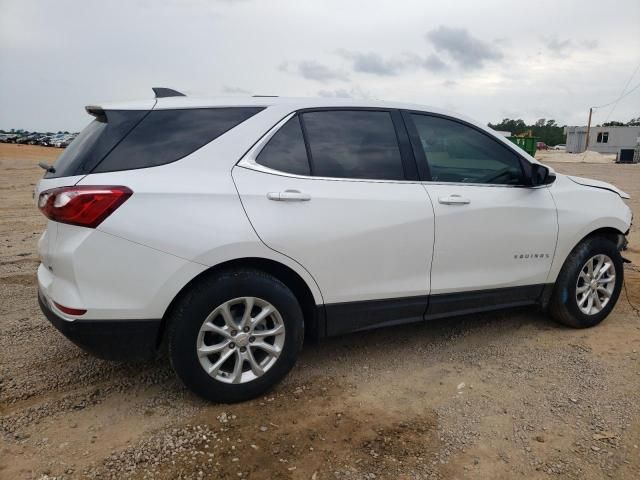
[152,87,186,98]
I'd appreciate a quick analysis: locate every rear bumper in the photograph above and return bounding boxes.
[38,289,161,361]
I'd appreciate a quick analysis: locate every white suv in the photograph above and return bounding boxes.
[36,89,632,402]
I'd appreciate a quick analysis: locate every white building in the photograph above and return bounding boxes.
[565,125,640,154]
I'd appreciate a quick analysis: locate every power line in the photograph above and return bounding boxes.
[592,80,640,110]
[602,60,640,122]
[582,60,640,153]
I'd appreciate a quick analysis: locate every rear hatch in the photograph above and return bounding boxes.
[36,100,265,267]
[35,101,156,268]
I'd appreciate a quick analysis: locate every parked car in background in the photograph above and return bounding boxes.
[552,144,566,150]
[35,93,632,403]
[536,141,548,150]
[0,133,18,143]
[54,134,75,148]
[48,134,66,147]
[1,131,78,148]
[36,135,53,147]
[17,133,39,144]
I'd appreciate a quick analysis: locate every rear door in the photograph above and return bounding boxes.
[233,108,435,335]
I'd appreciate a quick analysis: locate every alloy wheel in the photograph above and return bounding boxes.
[196,297,286,384]
[575,254,616,315]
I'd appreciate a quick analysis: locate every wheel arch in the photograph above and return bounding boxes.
[547,224,627,285]
[577,226,627,252]
[542,225,627,309]
[158,257,324,350]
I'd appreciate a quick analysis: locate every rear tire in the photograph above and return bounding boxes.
[549,236,623,328]
[168,269,304,403]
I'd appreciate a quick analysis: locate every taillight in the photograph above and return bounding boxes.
[38,186,132,228]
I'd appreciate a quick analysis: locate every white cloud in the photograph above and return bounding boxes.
[426,26,503,69]
[337,50,448,75]
[1,0,639,130]
[280,61,349,82]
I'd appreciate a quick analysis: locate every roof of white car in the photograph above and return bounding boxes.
[93,94,541,165]
[98,95,459,118]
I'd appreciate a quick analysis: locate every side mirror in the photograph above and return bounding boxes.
[529,163,555,186]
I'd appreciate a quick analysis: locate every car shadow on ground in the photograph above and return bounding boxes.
[31,304,570,409]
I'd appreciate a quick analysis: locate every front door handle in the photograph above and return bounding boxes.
[438,194,470,205]
[267,189,311,202]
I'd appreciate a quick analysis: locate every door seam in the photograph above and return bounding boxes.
[420,183,437,318]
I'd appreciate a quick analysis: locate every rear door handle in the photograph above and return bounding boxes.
[438,194,470,205]
[267,189,311,202]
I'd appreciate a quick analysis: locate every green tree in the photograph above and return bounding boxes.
[488,118,566,146]
[488,118,528,135]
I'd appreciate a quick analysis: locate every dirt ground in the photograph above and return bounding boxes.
[1,143,639,480]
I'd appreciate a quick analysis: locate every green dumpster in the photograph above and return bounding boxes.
[507,136,537,157]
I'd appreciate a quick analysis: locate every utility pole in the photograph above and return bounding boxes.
[584,107,593,153]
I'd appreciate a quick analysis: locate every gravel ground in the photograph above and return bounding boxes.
[1,144,639,479]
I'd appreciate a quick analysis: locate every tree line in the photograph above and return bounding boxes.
[488,116,639,146]
[599,117,640,127]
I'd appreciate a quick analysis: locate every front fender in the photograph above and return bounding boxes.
[546,175,631,283]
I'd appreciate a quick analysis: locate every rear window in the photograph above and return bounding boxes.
[45,110,147,178]
[46,107,263,178]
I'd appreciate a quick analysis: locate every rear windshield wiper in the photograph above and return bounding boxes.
[38,162,56,173]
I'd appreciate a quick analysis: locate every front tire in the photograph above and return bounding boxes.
[549,236,623,328]
[168,269,304,403]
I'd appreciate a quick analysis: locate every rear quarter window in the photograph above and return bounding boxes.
[93,107,264,173]
[255,115,310,176]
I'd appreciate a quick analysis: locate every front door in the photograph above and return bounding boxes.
[233,109,435,334]
[404,112,558,317]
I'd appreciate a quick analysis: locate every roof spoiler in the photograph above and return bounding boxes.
[153,87,186,98]
[85,105,106,119]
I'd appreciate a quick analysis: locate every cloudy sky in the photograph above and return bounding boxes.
[1,0,639,132]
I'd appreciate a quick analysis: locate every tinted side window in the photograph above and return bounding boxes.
[301,110,404,180]
[410,114,524,185]
[256,116,310,175]
[93,107,263,173]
